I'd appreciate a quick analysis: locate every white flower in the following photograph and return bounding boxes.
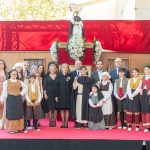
[50,41,58,62]
[94,40,103,62]
[68,35,85,60]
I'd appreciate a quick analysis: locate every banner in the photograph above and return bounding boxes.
[0,20,150,53]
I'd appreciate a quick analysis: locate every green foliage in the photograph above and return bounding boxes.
[0,0,68,20]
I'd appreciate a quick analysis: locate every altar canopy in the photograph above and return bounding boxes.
[0,20,150,53]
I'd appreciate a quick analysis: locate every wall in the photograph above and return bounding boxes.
[135,0,150,19]
[0,51,149,74]
[101,52,150,73]
[79,0,118,20]
[68,0,150,20]
[0,51,52,71]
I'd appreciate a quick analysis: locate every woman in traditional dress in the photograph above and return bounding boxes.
[99,72,116,129]
[57,63,73,128]
[1,69,27,133]
[13,62,28,133]
[44,64,59,127]
[126,68,142,131]
[88,84,105,130]
[73,66,91,128]
[140,65,150,132]
[0,60,7,129]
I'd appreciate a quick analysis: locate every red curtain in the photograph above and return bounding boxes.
[0,20,150,54]
[58,48,93,65]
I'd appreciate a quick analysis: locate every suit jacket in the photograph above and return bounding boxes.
[71,70,78,80]
[109,68,130,84]
[71,70,81,80]
[91,70,104,84]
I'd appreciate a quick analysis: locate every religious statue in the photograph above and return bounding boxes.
[69,4,84,37]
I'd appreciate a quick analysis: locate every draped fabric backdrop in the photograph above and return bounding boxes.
[0,20,150,64]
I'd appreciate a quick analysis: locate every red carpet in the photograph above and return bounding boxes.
[0,119,150,140]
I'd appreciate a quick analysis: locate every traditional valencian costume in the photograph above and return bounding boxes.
[126,75,142,131]
[1,74,27,133]
[140,67,150,132]
[88,85,105,130]
[99,72,116,129]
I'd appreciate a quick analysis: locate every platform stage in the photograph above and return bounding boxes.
[0,119,149,150]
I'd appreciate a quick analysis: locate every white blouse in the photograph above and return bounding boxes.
[0,79,27,101]
[127,78,142,99]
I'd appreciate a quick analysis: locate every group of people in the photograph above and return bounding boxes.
[0,58,149,134]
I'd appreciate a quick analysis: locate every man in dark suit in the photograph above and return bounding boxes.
[109,57,130,84]
[91,60,104,84]
[71,60,82,79]
[109,57,130,121]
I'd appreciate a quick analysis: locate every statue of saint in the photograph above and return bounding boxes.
[69,4,84,37]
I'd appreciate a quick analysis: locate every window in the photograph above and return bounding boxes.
[24,59,44,68]
[107,58,129,72]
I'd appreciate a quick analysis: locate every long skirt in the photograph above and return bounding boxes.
[140,89,150,129]
[102,98,116,128]
[0,102,6,129]
[0,103,3,119]
[88,120,105,130]
[88,106,105,130]
[126,91,141,126]
[140,90,150,113]
[126,111,140,126]
[0,103,4,129]
[6,95,24,132]
[104,109,117,128]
